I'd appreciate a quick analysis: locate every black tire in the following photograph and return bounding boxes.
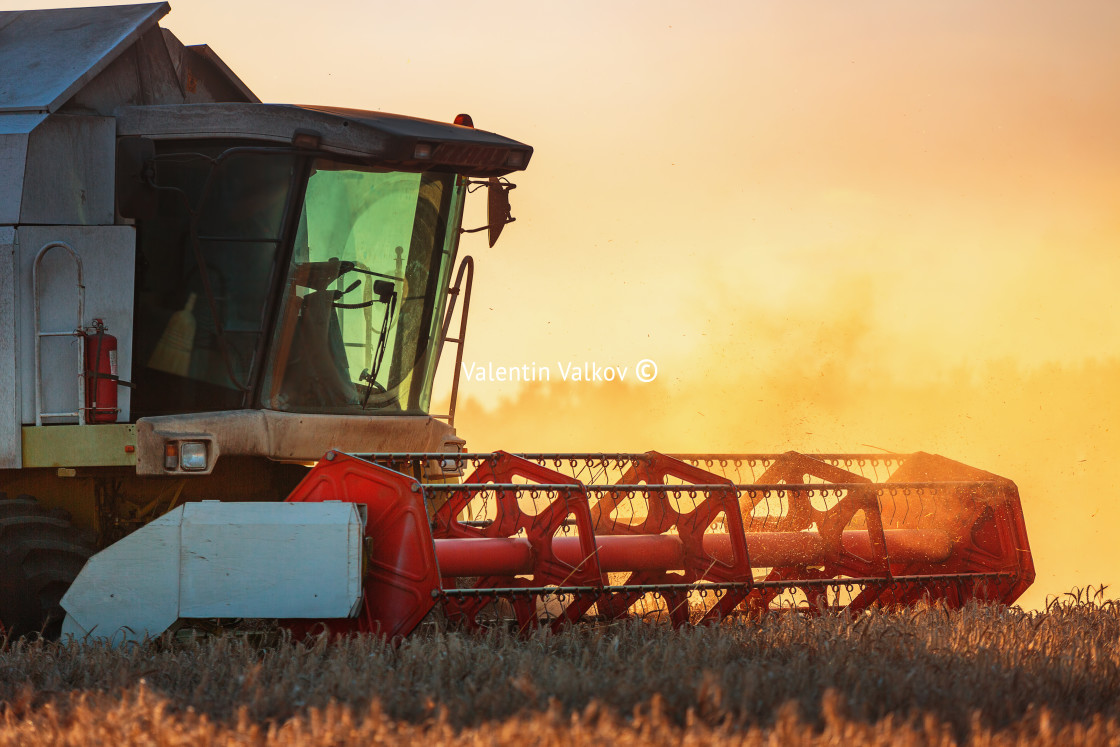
[0,494,96,639]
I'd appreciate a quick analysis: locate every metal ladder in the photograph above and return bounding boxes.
[432,255,474,427]
[33,241,86,426]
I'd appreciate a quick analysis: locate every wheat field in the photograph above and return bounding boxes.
[2,592,1118,745]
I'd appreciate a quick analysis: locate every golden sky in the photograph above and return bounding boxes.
[27,0,1120,608]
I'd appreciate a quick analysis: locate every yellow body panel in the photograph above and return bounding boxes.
[22,424,137,468]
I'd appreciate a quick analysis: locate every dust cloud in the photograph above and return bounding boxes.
[453,277,1120,611]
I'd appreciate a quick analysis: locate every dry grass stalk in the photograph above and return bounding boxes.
[1,593,1118,745]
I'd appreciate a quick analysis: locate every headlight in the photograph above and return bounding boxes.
[180,441,208,471]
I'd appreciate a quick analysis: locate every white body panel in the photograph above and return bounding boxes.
[0,127,34,224]
[61,507,181,644]
[0,3,169,116]
[0,227,21,468]
[20,115,116,226]
[178,502,364,618]
[61,501,364,646]
[16,225,136,425]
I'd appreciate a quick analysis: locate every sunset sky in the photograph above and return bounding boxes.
[22,0,1120,608]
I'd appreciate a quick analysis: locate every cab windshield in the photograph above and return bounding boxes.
[261,161,461,414]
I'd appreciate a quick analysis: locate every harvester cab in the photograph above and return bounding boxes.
[0,2,525,636]
[1,3,1034,643]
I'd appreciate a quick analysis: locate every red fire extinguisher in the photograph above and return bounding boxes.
[84,319,119,423]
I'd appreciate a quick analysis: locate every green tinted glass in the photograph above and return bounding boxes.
[263,163,460,414]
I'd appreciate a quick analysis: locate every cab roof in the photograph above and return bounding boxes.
[118,102,532,177]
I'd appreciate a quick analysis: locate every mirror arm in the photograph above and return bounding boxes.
[461,177,517,247]
[460,218,514,235]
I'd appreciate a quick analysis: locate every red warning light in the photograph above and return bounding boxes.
[454,113,474,128]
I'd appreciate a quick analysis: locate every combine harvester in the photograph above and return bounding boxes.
[0,3,1034,643]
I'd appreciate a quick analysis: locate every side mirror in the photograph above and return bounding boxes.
[462,177,517,247]
[485,177,515,248]
[116,137,157,220]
